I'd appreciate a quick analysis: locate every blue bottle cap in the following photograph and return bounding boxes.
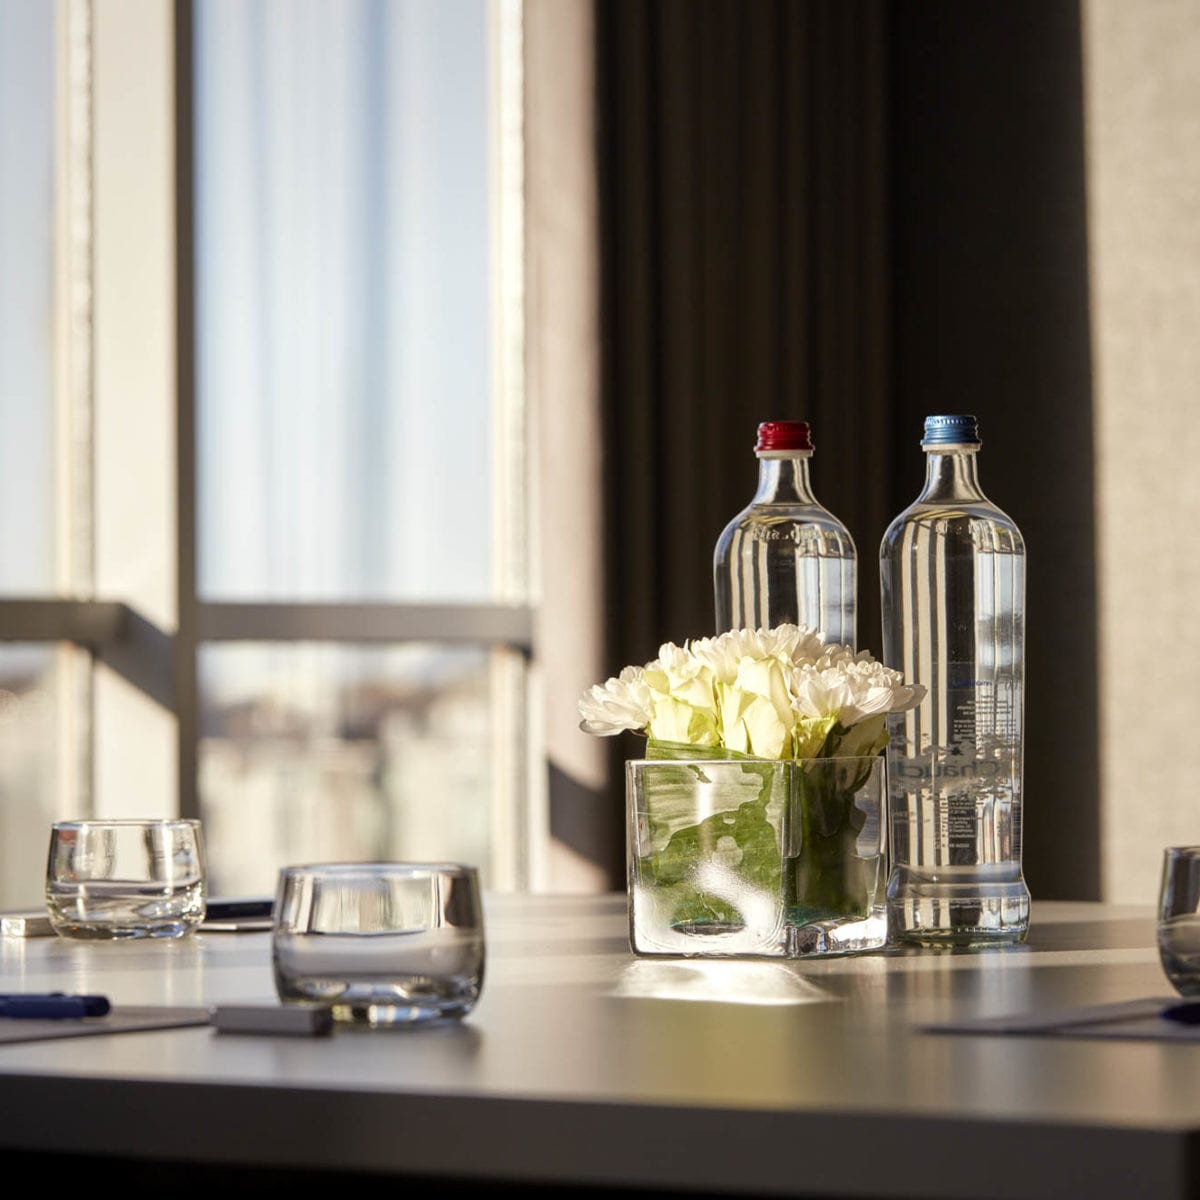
[921,414,980,448]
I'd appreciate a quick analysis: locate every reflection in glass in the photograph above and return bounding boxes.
[198,642,494,895]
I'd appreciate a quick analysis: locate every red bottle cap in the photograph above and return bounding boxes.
[755,421,813,453]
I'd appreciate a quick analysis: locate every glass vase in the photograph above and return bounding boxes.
[625,754,887,959]
[785,755,887,955]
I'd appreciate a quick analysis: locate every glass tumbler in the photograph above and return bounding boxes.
[273,862,486,1026]
[45,818,207,939]
[1158,846,1200,997]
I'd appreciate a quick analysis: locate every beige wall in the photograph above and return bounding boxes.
[524,0,609,891]
[1083,0,1200,902]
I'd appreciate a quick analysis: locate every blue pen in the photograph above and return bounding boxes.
[0,993,110,1019]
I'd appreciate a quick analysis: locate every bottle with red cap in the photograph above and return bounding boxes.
[713,420,857,645]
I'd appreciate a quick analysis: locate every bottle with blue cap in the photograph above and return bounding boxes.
[879,414,1029,946]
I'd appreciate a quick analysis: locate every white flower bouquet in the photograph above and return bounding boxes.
[579,623,924,763]
[579,626,926,950]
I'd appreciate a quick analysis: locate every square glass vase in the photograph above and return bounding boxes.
[626,754,887,958]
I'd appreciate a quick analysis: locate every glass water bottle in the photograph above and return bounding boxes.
[879,414,1029,946]
[713,420,857,645]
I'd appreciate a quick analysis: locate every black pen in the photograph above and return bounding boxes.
[0,993,111,1019]
[204,898,273,921]
[1162,1000,1200,1025]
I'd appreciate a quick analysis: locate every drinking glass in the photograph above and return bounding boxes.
[272,862,485,1026]
[45,819,207,939]
[1157,846,1200,997]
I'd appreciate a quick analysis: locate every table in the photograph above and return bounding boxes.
[0,895,1195,1199]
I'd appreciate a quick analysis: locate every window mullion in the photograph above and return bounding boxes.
[91,0,179,820]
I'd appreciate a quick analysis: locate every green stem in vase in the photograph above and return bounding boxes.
[642,744,784,932]
[786,760,872,924]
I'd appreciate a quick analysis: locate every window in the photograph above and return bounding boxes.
[0,0,535,906]
[0,0,90,901]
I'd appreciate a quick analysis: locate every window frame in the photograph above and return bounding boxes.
[0,0,540,891]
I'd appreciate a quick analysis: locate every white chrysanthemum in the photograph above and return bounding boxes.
[761,623,828,665]
[791,654,924,728]
[689,629,764,683]
[577,666,654,736]
[810,641,859,670]
[792,663,853,722]
[838,659,921,724]
[688,624,826,684]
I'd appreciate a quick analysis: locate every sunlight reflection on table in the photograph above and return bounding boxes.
[612,957,835,1005]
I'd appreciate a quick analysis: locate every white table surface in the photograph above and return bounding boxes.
[0,894,1195,1199]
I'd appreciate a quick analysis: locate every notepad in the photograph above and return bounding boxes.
[0,1005,211,1045]
[921,996,1200,1041]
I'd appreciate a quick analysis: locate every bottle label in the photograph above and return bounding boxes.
[888,665,1021,867]
[745,526,847,551]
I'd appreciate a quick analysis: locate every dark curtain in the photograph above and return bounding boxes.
[887,3,1099,901]
[594,0,1098,900]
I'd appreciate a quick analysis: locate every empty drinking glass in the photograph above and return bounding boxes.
[45,818,207,939]
[1157,846,1200,997]
[272,862,486,1026]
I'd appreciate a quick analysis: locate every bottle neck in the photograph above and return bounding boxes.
[753,454,819,504]
[919,446,986,502]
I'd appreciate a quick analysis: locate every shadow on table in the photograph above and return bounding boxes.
[0,1152,881,1199]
